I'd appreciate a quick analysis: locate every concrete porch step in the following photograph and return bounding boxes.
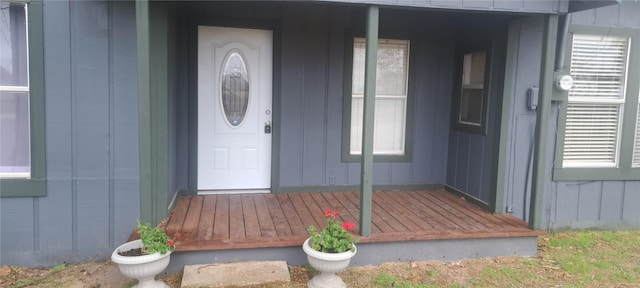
[180,261,290,288]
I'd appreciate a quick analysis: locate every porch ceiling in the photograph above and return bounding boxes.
[161,190,544,252]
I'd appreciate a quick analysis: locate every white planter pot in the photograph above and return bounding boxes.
[302,238,356,288]
[111,239,172,288]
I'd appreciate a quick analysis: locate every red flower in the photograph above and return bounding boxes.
[168,240,174,247]
[342,222,355,231]
[333,211,339,217]
[325,209,333,217]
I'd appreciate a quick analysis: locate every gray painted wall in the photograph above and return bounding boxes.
[542,1,640,230]
[0,1,140,266]
[500,17,545,221]
[173,3,463,190]
[278,6,456,188]
[502,1,640,228]
[446,20,508,206]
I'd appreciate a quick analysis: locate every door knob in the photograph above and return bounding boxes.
[264,121,272,134]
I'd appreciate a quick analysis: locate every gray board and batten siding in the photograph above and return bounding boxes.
[500,1,640,230]
[174,2,499,191]
[544,2,640,230]
[0,1,140,266]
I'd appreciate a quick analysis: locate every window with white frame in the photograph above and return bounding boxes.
[350,38,409,155]
[0,2,30,178]
[563,34,631,168]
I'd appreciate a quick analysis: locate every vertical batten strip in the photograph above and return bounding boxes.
[530,15,559,230]
[69,0,78,251]
[136,0,154,224]
[107,1,115,248]
[359,5,379,236]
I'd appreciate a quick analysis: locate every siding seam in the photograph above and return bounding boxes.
[108,1,115,249]
[33,198,39,251]
[69,0,78,251]
[323,9,329,186]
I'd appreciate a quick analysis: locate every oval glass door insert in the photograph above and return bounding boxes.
[221,51,249,127]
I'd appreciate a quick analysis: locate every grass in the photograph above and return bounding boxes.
[338,230,640,288]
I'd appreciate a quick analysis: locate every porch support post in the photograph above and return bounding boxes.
[136,0,170,224]
[529,15,558,230]
[359,5,379,236]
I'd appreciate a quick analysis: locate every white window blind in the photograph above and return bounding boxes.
[563,34,629,168]
[350,38,409,155]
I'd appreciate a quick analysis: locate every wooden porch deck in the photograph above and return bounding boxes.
[164,189,544,252]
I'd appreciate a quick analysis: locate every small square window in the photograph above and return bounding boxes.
[455,51,489,133]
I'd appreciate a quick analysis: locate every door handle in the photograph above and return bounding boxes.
[264,121,272,134]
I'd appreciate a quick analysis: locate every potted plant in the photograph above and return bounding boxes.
[111,220,175,288]
[303,209,359,288]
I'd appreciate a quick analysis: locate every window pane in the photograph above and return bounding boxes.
[462,52,485,86]
[569,35,628,100]
[563,103,620,167]
[563,34,629,168]
[0,3,28,87]
[459,89,483,125]
[350,97,406,155]
[0,91,30,175]
[352,39,409,96]
[350,38,409,156]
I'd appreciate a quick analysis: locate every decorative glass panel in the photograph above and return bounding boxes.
[221,51,249,127]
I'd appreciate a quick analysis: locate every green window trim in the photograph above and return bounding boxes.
[553,25,640,181]
[0,0,46,197]
[341,32,416,163]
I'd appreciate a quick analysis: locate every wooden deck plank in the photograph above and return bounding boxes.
[254,194,278,238]
[264,194,292,236]
[289,193,321,230]
[370,192,411,233]
[299,193,328,229]
[320,192,359,227]
[405,191,468,229]
[434,190,505,228]
[375,191,435,231]
[165,196,190,238]
[165,190,544,252]
[181,196,204,240]
[229,195,245,240]
[393,191,449,230]
[277,194,307,235]
[212,195,230,240]
[196,196,217,241]
[420,191,487,230]
[344,191,397,234]
[242,195,262,239]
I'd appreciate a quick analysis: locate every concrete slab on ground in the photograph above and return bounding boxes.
[180,261,290,287]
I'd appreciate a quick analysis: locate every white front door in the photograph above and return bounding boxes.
[197,26,272,192]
